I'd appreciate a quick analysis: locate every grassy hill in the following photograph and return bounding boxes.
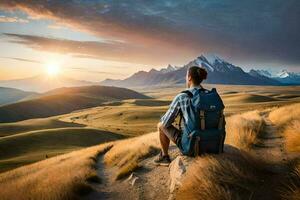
[221,93,281,104]
[0,85,150,172]
[59,85,300,136]
[0,118,84,137]
[44,85,150,99]
[0,85,150,123]
[0,127,123,173]
[1,104,299,200]
[0,87,37,106]
[60,100,168,136]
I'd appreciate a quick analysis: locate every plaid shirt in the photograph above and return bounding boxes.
[160,87,198,127]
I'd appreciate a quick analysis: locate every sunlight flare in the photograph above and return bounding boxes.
[46,63,61,76]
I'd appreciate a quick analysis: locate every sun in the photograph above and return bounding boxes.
[46,63,61,76]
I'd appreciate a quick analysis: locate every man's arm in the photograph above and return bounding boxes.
[160,94,182,128]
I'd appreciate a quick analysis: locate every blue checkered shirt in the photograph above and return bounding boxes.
[160,88,197,127]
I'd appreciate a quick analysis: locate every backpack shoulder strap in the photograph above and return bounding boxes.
[178,90,193,131]
[181,90,193,98]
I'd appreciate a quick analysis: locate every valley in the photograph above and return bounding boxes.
[0,84,299,175]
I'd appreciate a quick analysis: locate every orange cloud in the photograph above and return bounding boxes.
[0,1,199,64]
[3,33,189,66]
[1,0,299,68]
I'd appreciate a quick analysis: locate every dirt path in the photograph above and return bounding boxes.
[83,155,141,200]
[251,114,290,200]
[83,146,181,200]
[254,116,286,163]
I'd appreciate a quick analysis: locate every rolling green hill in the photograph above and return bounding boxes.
[0,85,150,123]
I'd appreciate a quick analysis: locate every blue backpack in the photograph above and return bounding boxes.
[178,88,226,156]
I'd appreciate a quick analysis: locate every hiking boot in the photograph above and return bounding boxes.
[154,152,171,166]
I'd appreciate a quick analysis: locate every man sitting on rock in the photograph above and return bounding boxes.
[154,66,225,166]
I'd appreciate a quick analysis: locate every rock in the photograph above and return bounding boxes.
[131,176,139,186]
[169,156,187,193]
[125,172,140,186]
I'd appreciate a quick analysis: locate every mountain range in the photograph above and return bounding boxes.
[1,55,299,93]
[252,69,300,84]
[102,54,300,87]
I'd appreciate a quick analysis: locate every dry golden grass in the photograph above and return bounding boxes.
[116,160,140,180]
[269,103,300,129]
[269,103,300,153]
[176,147,265,200]
[282,160,300,200]
[225,111,264,150]
[104,132,159,179]
[283,121,300,153]
[0,143,112,200]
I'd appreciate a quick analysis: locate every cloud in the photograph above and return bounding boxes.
[69,67,123,76]
[2,56,42,64]
[0,15,28,23]
[2,33,183,65]
[0,0,299,67]
[47,24,64,29]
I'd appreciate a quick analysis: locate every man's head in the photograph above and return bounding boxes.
[186,66,207,88]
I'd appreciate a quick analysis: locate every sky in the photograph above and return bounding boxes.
[0,0,299,81]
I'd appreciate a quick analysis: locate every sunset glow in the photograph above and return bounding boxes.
[0,1,299,81]
[46,64,61,76]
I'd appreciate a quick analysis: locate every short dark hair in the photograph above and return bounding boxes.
[188,66,207,85]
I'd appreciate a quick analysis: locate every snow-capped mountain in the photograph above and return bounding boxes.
[273,70,300,84]
[101,54,282,87]
[187,54,245,73]
[160,64,181,73]
[184,54,279,85]
[251,69,300,85]
[253,70,273,78]
[276,70,290,78]
[248,70,280,85]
